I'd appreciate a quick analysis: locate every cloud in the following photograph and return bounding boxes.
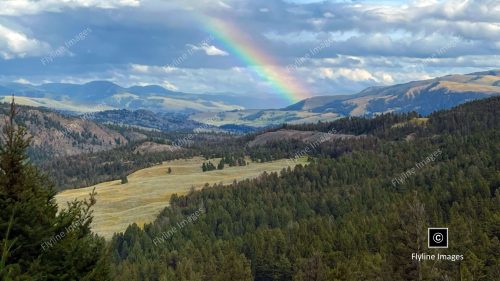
[188,43,229,56]
[187,43,229,56]
[0,0,499,100]
[0,0,141,16]
[14,78,32,84]
[319,68,376,82]
[376,72,395,84]
[0,24,51,59]
[203,44,229,56]
[130,64,150,73]
[217,1,232,9]
[162,80,178,91]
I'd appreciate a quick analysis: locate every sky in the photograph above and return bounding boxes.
[0,0,499,103]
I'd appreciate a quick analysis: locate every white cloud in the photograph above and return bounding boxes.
[162,66,178,73]
[375,72,394,84]
[129,64,181,75]
[188,43,229,56]
[14,78,32,84]
[323,12,334,18]
[0,24,51,59]
[202,44,229,56]
[162,80,178,91]
[217,1,232,9]
[0,0,141,16]
[130,64,150,73]
[319,68,376,82]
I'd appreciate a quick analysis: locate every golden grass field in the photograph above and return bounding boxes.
[391,117,429,128]
[55,157,307,239]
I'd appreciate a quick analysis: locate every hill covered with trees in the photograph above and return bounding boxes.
[109,97,500,280]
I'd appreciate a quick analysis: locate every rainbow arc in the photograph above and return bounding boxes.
[204,17,310,103]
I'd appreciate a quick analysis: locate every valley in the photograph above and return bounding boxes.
[2,1,499,279]
[55,156,308,239]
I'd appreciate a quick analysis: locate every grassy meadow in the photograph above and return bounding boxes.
[55,157,308,239]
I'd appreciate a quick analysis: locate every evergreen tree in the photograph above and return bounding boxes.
[217,160,224,170]
[0,99,110,280]
[0,99,58,277]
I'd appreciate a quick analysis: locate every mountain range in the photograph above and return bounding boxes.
[1,70,499,128]
[190,70,500,127]
[0,81,285,113]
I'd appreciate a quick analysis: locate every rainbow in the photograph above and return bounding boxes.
[204,18,310,103]
[165,2,311,103]
[201,17,311,103]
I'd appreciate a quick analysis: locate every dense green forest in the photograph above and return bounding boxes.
[1,97,499,280]
[110,97,500,280]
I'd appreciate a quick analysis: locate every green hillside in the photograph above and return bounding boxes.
[109,97,500,280]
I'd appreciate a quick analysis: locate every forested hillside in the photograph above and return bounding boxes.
[110,97,500,280]
[0,103,133,161]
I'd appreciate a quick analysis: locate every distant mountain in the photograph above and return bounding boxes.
[2,70,499,128]
[286,70,500,116]
[0,81,246,113]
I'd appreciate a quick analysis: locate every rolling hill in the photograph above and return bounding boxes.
[286,70,500,116]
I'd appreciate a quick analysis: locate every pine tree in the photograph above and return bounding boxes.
[0,99,58,277]
[217,160,224,170]
[0,99,110,280]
